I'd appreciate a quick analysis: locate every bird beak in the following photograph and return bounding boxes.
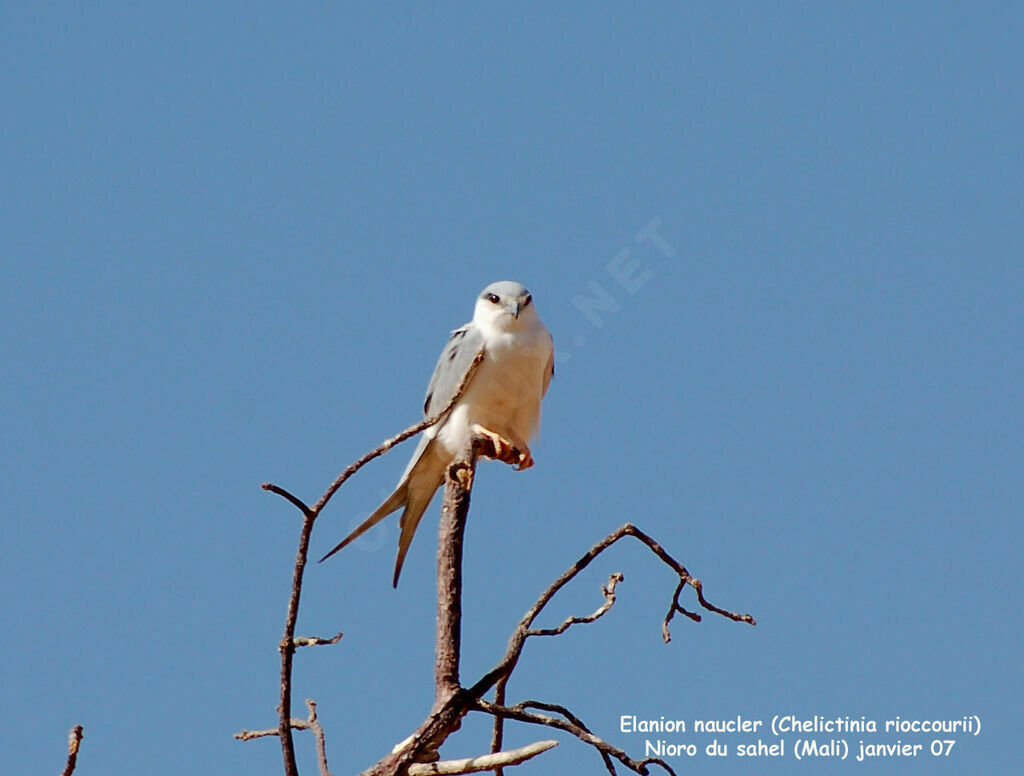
[507,301,521,319]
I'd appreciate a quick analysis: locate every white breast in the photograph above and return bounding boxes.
[436,321,552,457]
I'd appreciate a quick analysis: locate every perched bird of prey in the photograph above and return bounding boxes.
[320,280,554,586]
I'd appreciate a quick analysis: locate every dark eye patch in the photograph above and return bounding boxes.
[486,293,500,304]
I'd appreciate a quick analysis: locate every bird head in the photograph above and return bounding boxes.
[473,280,537,331]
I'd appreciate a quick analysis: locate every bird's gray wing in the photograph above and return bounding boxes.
[542,331,555,397]
[422,322,486,418]
[320,323,486,582]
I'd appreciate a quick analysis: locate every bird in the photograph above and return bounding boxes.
[320,280,554,587]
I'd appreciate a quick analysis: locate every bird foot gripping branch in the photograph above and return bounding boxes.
[470,425,533,471]
[447,459,475,491]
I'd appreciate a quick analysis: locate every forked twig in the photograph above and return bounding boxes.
[365,523,754,776]
[472,523,755,699]
[474,699,675,776]
[488,573,625,771]
[525,571,623,637]
[236,700,333,776]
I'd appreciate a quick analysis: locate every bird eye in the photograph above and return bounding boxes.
[523,295,532,306]
[486,293,500,304]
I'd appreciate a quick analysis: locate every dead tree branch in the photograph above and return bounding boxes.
[508,701,616,775]
[489,572,622,773]
[60,725,83,776]
[406,739,558,775]
[525,571,623,637]
[434,451,474,710]
[474,699,675,776]
[293,633,344,648]
[361,521,754,776]
[473,523,755,699]
[242,351,485,776]
[236,700,333,776]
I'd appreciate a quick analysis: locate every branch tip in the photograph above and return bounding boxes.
[60,725,84,776]
[407,740,558,775]
[294,632,343,648]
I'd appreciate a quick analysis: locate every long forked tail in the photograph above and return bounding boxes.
[318,485,408,563]
[391,482,440,587]
[319,436,445,584]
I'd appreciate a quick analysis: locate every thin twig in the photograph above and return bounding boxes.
[236,700,333,776]
[471,523,754,698]
[491,570,622,776]
[262,484,313,517]
[525,572,623,637]
[490,574,623,773]
[662,579,698,642]
[473,699,676,776]
[363,524,753,776]
[490,676,508,775]
[293,632,344,648]
[305,699,333,776]
[274,505,315,776]
[407,740,558,775]
[519,701,616,775]
[235,720,310,740]
[60,725,83,776]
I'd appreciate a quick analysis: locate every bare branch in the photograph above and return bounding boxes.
[236,700,333,776]
[473,700,676,776]
[235,720,310,741]
[360,523,754,776]
[434,452,475,709]
[407,740,558,775]
[261,483,313,516]
[60,725,83,776]
[471,523,755,699]
[293,632,343,648]
[520,701,616,775]
[662,579,698,642]
[434,428,531,709]
[525,572,623,637]
[274,508,315,776]
[691,576,751,623]
[489,677,508,775]
[305,699,333,776]
[494,570,625,768]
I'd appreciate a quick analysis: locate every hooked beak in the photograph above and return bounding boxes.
[506,300,521,319]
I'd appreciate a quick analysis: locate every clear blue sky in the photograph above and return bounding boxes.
[3,3,1021,775]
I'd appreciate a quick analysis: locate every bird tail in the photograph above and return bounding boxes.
[391,475,441,587]
[318,485,409,563]
[318,436,445,587]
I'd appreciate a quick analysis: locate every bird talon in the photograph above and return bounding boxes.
[471,424,529,468]
[515,449,534,470]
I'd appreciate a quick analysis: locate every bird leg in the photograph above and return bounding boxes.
[447,459,475,490]
[471,424,534,471]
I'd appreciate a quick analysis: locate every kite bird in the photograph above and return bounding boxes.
[320,280,554,586]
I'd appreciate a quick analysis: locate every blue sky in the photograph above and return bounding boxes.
[2,3,1021,775]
